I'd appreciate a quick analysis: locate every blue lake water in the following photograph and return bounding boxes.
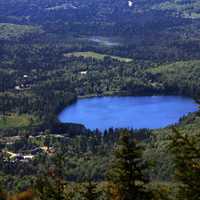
[58,96,198,130]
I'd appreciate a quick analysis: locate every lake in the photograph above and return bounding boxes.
[58,96,198,130]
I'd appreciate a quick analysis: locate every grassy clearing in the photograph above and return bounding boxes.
[0,114,36,129]
[0,23,43,40]
[147,60,200,74]
[64,51,133,62]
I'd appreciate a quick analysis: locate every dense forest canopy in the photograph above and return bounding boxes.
[0,0,200,199]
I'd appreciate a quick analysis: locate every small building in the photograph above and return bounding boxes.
[15,86,21,90]
[80,71,88,75]
[23,155,34,160]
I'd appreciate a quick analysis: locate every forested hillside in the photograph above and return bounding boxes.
[0,0,200,199]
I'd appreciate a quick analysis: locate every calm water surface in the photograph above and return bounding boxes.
[58,96,198,130]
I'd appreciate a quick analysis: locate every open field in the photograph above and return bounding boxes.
[64,51,133,62]
[0,23,43,40]
[0,114,36,129]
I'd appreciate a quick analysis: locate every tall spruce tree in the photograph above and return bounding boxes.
[108,131,152,200]
[169,128,200,200]
[82,182,101,200]
[35,150,66,200]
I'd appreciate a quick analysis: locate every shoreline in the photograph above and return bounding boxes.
[77,91,197,101]
[58,94,199,131]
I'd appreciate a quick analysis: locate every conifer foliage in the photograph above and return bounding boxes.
[35,151,66,200]
[108,131,152,200]
[82,182,101,200]
[169,128,200,200]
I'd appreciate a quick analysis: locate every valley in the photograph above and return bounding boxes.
[0,0,200,199]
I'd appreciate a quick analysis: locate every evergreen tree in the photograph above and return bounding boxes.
[169,128,200,200]
[82,182,101,200]
[108,131,152,200]
[35,150,66,200]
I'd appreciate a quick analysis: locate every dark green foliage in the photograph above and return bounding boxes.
[35,151,66,200]
[147,60,200,96]
[108,131,152,200]
[82,182,101,200]
[169,128,200,200]
[0,0,200,199]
